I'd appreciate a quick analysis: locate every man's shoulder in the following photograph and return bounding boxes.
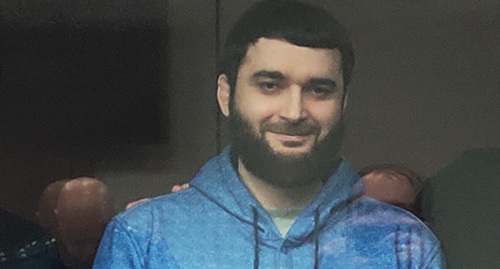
[344,197,439,242]
[350,197,425,224]
[116,188,207,224]
[99,185,238,257]
[325,198,444,268]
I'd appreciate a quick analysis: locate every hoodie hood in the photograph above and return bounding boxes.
[190,147,362,244]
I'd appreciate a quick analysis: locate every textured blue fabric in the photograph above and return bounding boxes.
[93,147,445,268]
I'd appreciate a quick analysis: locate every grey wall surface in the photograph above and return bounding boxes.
[95,0,219,211]
[326,0,500,176]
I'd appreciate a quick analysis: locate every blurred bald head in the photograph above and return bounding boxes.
[37,179,69,234]
[56,177,115,222]
[55,177,115,269]
[359,164,423,213]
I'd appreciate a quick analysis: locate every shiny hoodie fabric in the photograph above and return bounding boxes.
[93,148,445,268]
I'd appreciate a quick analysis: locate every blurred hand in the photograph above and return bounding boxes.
[125,198,149,210]
[125,183,189,210]
[171,183,189,193]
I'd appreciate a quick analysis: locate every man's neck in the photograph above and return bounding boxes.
[238,158,324,209]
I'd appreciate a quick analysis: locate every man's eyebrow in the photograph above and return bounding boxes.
[251,71,337,88]
[307,78,337,88]
[251,70,286,80]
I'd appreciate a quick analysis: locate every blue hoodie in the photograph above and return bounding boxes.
[93,148,444,268]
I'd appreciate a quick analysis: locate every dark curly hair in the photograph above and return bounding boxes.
[218,0,355,93]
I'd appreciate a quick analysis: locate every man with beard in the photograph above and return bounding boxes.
[94,0,444,268]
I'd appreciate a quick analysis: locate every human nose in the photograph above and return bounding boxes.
[279,86,306,122]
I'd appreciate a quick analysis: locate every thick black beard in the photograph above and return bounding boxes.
[230,105,344,188]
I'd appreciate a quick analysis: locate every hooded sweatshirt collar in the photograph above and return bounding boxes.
[190,147,362,243]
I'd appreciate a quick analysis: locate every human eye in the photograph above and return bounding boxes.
[304,78,337,99]
[308,85,334,99]
[258,81,280,94]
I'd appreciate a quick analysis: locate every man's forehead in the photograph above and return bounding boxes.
[247,38,341,61]
[240,38,343,79]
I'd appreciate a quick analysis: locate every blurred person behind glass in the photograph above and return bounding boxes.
[54,177,115,269]
[359,163,425,220]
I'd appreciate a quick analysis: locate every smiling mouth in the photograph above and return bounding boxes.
[264,122,318,147]
[272,133,312,147]
[270,127,315,136]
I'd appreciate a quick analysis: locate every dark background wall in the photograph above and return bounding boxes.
[0,0,172,219]
[0,0,498,220]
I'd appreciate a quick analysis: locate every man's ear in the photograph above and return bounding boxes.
[217,74,231,117]
[341,88,349,114]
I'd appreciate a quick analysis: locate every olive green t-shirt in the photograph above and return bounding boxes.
[266,207,305,237]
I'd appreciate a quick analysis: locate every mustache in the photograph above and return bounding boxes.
[262,121,320,136]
